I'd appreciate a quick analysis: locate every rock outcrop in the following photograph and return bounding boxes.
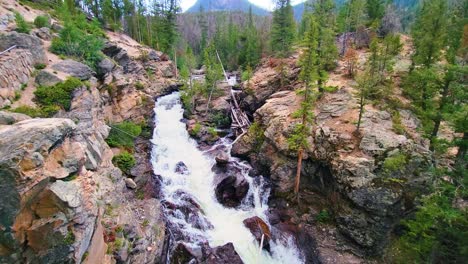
[233,57,433,257]
[0,32,46,64]
[0,49,35,107]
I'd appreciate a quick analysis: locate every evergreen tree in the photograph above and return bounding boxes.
[366,0,385,27]
[288,17,318,196]
[271,0,296,57]
[312,0,339,93]
[239,6,261,68]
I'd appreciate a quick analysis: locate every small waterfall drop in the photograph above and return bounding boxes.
[151,92,304,264]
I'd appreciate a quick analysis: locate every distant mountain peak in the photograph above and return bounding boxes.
[186,0,270,15]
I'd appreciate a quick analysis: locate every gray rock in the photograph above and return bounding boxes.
[125,178,137,189]
[35,70,63,87]
[52,60,95,80]
[97,58,115,75]
[33,27,51,40]
[0,32,46,64]
[0,111,31,125]
[51,22,63,32]
[148,50,159,61]
[50,180,81,208]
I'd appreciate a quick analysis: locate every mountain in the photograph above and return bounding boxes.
[186,0,270,15]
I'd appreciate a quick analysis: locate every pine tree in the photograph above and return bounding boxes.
[288,17,318,196]
[366,0,385,27]
[312,0,338,93]
[271,0,296,57]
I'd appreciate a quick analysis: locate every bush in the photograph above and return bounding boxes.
[112,152,136,174]
[34,63,46,70]
[189,123,202,137]
[34,77,83,116]
[34,15,49,28]
[210,112,230,128]
[14,12,30,34]
[50,18,104,70]
[106,122,142,148]
[315,209,331,223]
[392,111,405,135]
[383,152,407,173]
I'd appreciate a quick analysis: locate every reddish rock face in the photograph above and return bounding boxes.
[243,216,271,251]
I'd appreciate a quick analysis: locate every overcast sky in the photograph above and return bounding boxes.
[180,0,307,12]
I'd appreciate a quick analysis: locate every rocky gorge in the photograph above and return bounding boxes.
[0,1,451,263]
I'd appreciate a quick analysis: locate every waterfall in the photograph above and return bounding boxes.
[151,92,304,264]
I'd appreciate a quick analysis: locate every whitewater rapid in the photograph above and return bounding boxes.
[150,92,304,264]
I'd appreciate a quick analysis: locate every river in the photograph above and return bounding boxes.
[151,92,304,264]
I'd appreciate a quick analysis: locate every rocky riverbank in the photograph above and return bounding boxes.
[0,5,179,261]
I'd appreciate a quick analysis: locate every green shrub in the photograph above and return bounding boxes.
[14,91,21,101]
[34,63,46,70]
[248,122,265,151]
[106,122,142,148]
[189,123,202,137]
[383,152,407,173]
[210,112,230,128]
[135,81,144,90]
[315,209,331,223]
[208,127,218,137]
[14,12,30,34]
[112,152,136,174]
[50,18,104,70]
[34,15,49,28]
[12,105,45,118]
[392,111,405,135]
[34,77,83,116]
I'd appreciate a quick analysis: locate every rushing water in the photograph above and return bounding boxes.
[151,92,304,264]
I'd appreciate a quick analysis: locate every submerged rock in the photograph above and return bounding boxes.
[243,216,271,251]
[175,161,189,175]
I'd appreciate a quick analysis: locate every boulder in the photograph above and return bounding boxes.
[0,32,46,64]
[213,162,249,207]
[125,178,137,189]
[205,243,243,264]
[0,111,31,125]
[171,243,199,264]
[52,60,95,80]
[148,50,160,61]
[243,216,271,251]
[51,22,63,32]
[97,58,115,75]
[33,27,51,41]
[215,152,230,165]
[35,70,63,87]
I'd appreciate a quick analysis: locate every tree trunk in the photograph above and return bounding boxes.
[430,74,452,151]
[356,92,365,132]
[294,148,303,195]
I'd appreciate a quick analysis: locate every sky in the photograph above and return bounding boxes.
[180,0,307,12]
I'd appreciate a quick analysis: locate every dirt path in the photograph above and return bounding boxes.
[11,76,37,108]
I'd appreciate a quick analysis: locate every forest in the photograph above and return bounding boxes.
[9,0,468,262]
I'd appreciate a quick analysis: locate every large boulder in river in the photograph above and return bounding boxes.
[212,162,249,208]
[52,60,95,80]
[243,216,271,251]
[0,32,46,64]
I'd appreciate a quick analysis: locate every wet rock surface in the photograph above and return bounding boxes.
[212,162,249,208]
[243,216,271,251]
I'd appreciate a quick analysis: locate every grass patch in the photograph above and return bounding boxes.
[315,209,331,223]
[392,111,406,135]
[14,12,30,34]
[12,106,45,118]
[34,63,47,70]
